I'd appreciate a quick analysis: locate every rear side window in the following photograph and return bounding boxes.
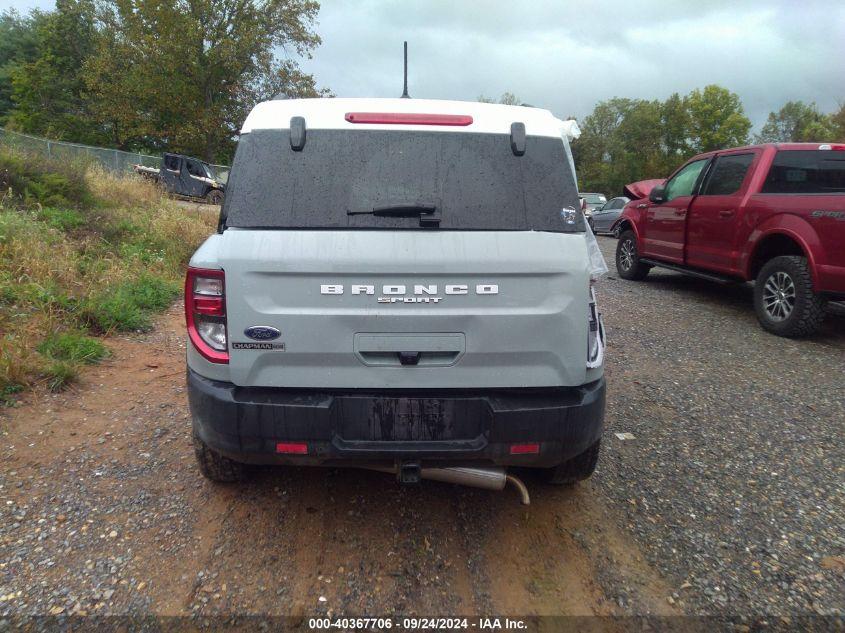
[762,150,845,193]
[186,160,206,178]
[702,153,754,195]
[222,129,582,232]
[164,155,180,171]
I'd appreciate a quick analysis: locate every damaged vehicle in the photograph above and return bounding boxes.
[134,153,226,204]
[184,98,607,502]
[612,144,845,337]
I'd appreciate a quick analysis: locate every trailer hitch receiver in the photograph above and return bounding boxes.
[398,461,421,485]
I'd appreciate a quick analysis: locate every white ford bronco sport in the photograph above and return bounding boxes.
[185,98,606,492]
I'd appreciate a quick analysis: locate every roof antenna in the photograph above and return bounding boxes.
[401,41,410,98]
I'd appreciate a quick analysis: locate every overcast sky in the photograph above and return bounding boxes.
[5,0,845,129]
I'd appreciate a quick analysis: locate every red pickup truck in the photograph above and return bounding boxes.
[611,143,845,337]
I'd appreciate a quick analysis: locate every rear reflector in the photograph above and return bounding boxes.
[510,443,540,455]
[276,442,308,455]
[193,296,224,316]
[345,112,473,126]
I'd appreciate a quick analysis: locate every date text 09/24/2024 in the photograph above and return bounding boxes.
[308,617,528,630]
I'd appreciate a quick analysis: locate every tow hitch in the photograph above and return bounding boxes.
[398,461,422,484]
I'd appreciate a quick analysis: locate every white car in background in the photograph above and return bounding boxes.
[580,192,606,216]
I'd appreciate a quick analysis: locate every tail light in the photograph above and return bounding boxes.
[344,112,473,126]
[185,267,228,364]
[587,286,605,369]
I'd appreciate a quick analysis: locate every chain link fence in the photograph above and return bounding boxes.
[0,127,229,182]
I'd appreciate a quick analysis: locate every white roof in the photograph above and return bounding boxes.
[242,98,579,139]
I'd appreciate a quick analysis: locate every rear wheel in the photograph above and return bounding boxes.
[540,440,601,485]
[613,224,622,239]
[753,255,826,337]
[587,217,595,233]
[615,230,650,280]
[193,432,246,482]
[205,189,224,205]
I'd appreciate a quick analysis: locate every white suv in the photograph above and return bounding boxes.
[185,98,606,492]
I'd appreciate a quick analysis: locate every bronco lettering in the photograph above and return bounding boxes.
[321,284,499,296]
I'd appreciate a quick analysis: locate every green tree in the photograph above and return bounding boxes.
[84,0,327,161]
[755,101,838,143]
[573,98,667,196]
[660,92,690,160]
[572,85,752,193]
[6,0,103,143]
[685,85,751,152]
[0,10,43,123]
[831,103,845,142]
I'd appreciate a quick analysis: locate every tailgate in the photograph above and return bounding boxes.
[218,230,591,389]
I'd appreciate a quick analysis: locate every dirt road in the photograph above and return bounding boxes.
[1,314,678,622]
[3,236,843,623]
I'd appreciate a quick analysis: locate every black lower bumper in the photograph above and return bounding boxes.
[187,369,605,468]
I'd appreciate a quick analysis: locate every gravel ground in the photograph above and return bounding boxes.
[0,235,842,625]
[593,235,845,617]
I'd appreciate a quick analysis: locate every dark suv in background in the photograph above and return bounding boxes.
[160,154,226,204]
[134,153,227,204]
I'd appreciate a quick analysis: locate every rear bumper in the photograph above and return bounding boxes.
[187,369,606,468]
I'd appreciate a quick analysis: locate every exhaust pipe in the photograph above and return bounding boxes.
[363,464,530,505]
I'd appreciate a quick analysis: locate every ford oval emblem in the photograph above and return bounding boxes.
[244,326,281,341]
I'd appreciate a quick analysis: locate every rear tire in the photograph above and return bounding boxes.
[193,432,246,482]
[205,189,224,205]
[615,230,650,280]
[540,440,601,485]
[753,255,826,337]
[613,225,621,239]
[587,217,595,233]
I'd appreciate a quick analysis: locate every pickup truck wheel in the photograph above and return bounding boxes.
[193,432,246,482]
[205,189,224,205]
[754,256,826,337]
[615,231,650,280]
[587,217,595,233]
[540,440,601,485]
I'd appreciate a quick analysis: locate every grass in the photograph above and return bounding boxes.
[0,146,216,400]
[83,274,180,332]
[37,207,85,231]
[37,331,108,365]
[0,149,94,209]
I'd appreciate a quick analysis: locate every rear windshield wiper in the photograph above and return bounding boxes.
[347,203,436,217]
[347,203,440,226]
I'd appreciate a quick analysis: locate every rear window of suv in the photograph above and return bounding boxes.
[762,150,845,194]
[221,129,582,232]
